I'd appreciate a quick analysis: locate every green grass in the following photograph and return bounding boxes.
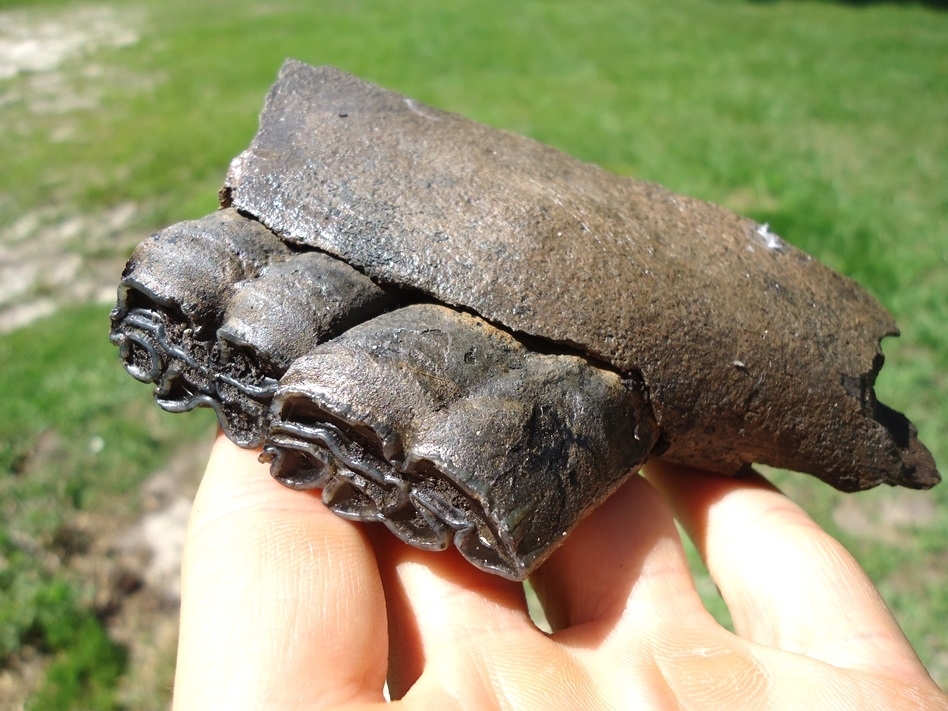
[1,0,946,702]
[0,305,215,708]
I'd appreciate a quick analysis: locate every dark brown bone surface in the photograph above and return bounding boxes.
[111,60,939,579]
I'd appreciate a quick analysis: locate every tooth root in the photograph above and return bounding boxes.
[267,304,658,580]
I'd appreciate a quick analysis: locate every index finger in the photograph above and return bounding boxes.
[173,434,388,711]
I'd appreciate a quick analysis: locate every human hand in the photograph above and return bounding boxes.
[172,433,946,710]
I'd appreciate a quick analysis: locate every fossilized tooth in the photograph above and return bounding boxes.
[110,208,395,446]
[112,60,939,579]
[264,304,657,579]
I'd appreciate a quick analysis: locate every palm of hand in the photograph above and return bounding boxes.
[173,437,946,710]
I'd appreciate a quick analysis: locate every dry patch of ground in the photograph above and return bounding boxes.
[0,4,149,334]
[0,435,211,711]
[0,7,207,708]
[0,5,139,82]
[833,488,939,547]
[0,203,141,333]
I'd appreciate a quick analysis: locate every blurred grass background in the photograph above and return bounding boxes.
[0,0,945,707]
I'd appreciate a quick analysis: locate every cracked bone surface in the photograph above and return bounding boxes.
[111,60,939,578]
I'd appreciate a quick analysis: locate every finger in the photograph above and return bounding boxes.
[648,624,948,711]
[173,434,388,711]
[376,532,607,710]
[644,460,930,679]
[369,530,536,699]
[531,473,711,637]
